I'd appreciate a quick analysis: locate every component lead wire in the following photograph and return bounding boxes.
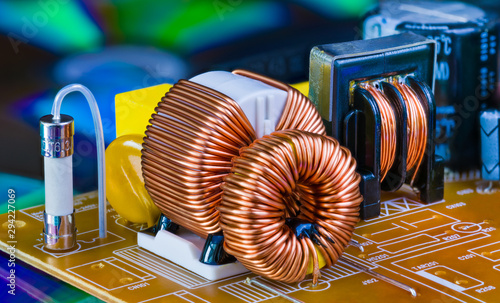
[338,258,417,297]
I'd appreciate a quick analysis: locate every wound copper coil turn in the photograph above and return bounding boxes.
[220,130,362,284]
[362,80,428,184]
[141,70,326,238]
[364,84,397,181]
[393,81,427,184]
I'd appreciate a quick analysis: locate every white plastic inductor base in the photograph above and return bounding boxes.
[138,228,249,281]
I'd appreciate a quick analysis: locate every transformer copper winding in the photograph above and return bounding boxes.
[364,84,397,181]
[219,130,362,284]
[393,81,427,183]
[362,80,428,184]
[141,71,326,238]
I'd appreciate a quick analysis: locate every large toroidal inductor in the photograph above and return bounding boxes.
[141,70,362,282]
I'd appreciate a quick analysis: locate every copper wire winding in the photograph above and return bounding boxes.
[363,80,428,183]
[364,84,396,181]
[393,81,427,183]
[220,130,362,284]
[141,71,325,238]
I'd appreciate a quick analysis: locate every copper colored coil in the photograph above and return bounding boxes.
[220,130,362,284]
[364,84,397,181]
[142,70,326,238]
[393,81,428,184]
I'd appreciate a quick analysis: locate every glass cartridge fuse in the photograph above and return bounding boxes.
[40,114,76,250]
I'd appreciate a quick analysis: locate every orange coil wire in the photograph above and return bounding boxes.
[363,81,428,184]
[364,84,397,181]
[220,130,362,284]
[141,70,325,238]
[393,81,427,183]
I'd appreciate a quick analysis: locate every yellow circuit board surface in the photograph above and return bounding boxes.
[1,177,500,302]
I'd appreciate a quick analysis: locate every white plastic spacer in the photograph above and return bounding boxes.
[190,71,288,139]
[138,228,249,281]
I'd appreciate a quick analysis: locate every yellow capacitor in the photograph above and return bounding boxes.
[106,134,160,227]
[115,83,173,137]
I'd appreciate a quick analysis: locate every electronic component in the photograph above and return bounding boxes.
[115,83,173,137]
[105,134,161,227]
[40,114,76,250]
[363,0,499,171]
[138,222,250,281]
[481,109,500,180]
[142,70,324,238]
[309,32,444,219]
[190,70,289,138]
[120,71,414,290]
[140,70,329,281]
[220,130,362,284]
[40,84,107,250]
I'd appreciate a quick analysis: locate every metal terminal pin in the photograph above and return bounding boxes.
[339,258,417,297]
[43,211,76,250]
[349,239,364,252]
[245,278,304,303]
[486,181,493,193]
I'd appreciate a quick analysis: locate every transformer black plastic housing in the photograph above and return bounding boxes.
[309,32,444,219]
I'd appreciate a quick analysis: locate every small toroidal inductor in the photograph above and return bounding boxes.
[220,130,362,284]
[141,70,363,282]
